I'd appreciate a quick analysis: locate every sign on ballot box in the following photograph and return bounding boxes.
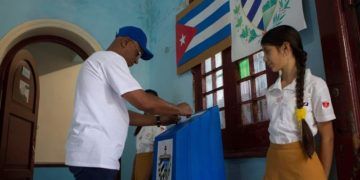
[152,106,225,180]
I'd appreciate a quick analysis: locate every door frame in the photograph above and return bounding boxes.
[316,0,360,179]
[0,19,105,177]
[0,49,39,179]
[0,35,90,166]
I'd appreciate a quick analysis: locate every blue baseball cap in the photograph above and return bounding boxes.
[116,26,153,60]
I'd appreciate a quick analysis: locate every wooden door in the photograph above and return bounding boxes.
[0,49,39,179]
[316,0,360,179]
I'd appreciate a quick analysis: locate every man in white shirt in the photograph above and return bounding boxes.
[65,26,192,180]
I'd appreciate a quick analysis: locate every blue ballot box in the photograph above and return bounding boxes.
[152,106,226,180]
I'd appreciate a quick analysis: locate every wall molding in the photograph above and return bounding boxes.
[0,19,102,64]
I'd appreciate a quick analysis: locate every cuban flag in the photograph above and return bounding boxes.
[176,0,231,68]
[158,157,171,180]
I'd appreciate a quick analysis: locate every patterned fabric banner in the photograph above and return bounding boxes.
[230,0,307,61]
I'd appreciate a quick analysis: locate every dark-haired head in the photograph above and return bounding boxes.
[261,25,307,67]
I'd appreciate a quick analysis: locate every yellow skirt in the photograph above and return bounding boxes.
[264,142,327,180]
[132,152,154,180]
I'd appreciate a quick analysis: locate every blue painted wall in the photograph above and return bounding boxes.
[0,0,151,87]
[0,0,336,180]
[34,167,73,180]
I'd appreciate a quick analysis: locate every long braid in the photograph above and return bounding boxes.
[295,49,306,109]
[295,49,314,158]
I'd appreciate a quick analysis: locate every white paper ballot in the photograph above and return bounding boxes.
[178,110,206,123]
[178,116,189,123]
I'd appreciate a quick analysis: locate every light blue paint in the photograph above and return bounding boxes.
[121,126,136,180]
[34,167,73,180]
[0,0,336,180]
[0,0,151,89]
[0,0,146,48]
[225,158,267,180]
[300,0,326,79]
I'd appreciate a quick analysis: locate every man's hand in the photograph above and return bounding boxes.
[154,103,192,126]
[177,102,193,117]
[159,115,180,126]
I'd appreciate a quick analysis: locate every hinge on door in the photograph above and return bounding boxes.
[353,148,360,179]
[0,90,2,110]
[349,111,360,149]
[349,110,360,179]
[0,80,2,110]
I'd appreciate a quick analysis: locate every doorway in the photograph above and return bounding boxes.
[25,41,84,165]
[0,19,101,179]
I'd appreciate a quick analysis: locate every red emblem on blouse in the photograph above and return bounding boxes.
[322,101,330,108]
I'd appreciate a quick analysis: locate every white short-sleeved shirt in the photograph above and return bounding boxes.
[65,51,142,170]
[136,126,166,154]
[266,69,336,144]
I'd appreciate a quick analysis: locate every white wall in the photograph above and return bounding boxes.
[35,63,81,163]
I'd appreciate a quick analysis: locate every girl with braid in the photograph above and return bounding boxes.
[261,25,335,179]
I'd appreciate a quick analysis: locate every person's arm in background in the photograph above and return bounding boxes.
[317,121,334,177]
[128,110,179,126]
[123,89,192,116]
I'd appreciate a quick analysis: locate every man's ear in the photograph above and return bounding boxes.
[120,38,131,48]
